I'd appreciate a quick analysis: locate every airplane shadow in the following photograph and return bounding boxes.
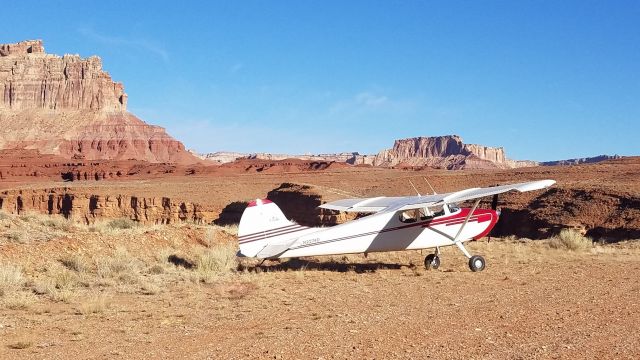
[239,258,407,274]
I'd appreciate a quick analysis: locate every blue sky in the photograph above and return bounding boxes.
[4,1,639,161]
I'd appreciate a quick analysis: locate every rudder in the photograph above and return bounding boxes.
[237,199,295,257]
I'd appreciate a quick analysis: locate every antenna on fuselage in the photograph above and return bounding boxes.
[423,177,437,195]
[408,179,421,196]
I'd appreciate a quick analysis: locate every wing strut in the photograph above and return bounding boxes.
[451,198,481,259]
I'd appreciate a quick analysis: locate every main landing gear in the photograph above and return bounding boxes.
[423,245,486,272]
[424,253,440,270]
[468,255,486,272]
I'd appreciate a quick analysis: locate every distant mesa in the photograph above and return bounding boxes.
[371,135,536,169]
[0,39,199,164]
[196,135,537,170]
[540,155,623,166]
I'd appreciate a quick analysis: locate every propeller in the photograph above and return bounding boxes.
[488,193,499,242]
[491,194,499,211]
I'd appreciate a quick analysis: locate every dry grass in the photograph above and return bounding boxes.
[96,248,144,284]
[76,292,110,315]
[40,215,75,232]
[0,264,25,297]
[1,291,36,309]
[60,253,90,273]
[194,243,238,283]
[106,218,137,230]
[2,230,26,243]
[549,229,593,251]
[32,265,80,303]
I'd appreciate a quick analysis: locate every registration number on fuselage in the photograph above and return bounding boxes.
[301,238,320,245]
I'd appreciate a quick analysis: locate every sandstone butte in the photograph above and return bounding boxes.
[199,135,537,170]
[371,135,536,169]
[0,40,199,164]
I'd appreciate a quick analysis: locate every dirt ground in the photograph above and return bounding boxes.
[1,239,639,360]
[1,159,639,358]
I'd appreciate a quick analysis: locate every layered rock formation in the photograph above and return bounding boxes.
[0,188,205,225]
[541,155,623,166]
[0,40,199,164]
[372,135,530,169]
[198,151,375,166]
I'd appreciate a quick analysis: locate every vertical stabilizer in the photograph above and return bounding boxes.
[237,199,296,257]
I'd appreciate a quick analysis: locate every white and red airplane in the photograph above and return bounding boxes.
[237,180,555,272]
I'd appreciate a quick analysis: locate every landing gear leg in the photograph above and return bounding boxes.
[454,241,486,272]
[447,198,487,272]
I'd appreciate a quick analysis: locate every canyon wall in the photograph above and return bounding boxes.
[0,188,206,225]
[0,40,199,164]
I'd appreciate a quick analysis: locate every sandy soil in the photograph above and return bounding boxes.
[1,240,639,359]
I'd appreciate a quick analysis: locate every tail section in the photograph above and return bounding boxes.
[237,199,296,257]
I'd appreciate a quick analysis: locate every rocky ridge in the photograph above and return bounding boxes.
[0,187,206,225]
[196,151,375,166]
[541,155,623,166]
[0,40,199,164]
[371,135,529,169]
[198,136,538,170]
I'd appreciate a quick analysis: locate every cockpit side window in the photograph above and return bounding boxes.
[399,210,417,223]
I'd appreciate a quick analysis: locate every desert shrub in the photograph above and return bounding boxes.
[30,265,79,302]
[60,253,89,273]
[18,212,38,223]
[0,211,9,220]
[76,293,109,315]
[107,218,137,230]
[41,216,74,232]
[1,291,36,309]
[32,278,56,295]
[549,229,593,251]
[96,248,143,284]
[221,224,239,236]
[0,264,25,297]
[194,243,238,283]
[53,267,79,289]
[2,230,26,243]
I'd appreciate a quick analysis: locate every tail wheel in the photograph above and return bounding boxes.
[424,254,440,270]
[469,255,486,272]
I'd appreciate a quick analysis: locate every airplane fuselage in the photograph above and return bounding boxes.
[239,207,498,259]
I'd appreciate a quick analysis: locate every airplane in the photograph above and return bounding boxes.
[236,179,556,272]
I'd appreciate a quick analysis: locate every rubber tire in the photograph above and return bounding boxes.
[469,255,486,272]
[424,254,440,270]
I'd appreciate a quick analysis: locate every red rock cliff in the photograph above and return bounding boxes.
[0,40,199,164]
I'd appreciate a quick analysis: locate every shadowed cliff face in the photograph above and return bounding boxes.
[0,40,199,164]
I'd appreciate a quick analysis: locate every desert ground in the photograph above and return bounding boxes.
[1,161,640,359]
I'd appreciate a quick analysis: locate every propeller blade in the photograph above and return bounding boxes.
[491,194,499,211]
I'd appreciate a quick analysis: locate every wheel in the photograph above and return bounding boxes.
[424,254,440,270]
[468,255,486,272]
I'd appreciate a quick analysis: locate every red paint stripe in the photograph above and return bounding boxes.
[473,212,499,240]
[247,199,273,207]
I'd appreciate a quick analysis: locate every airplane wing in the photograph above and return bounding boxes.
[318,179,556,213]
